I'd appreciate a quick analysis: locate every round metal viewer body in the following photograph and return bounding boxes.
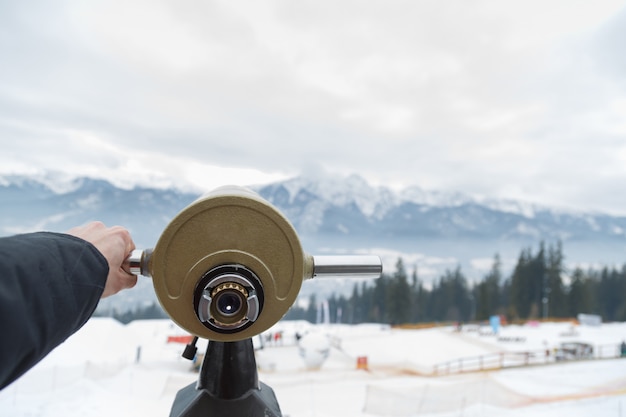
[150,186,305,342]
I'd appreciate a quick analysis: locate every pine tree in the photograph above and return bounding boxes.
[616,265,626,321]
[533,243,547,319]
[509,248,532,319]
[598,267,623,321]
[305,293,318,323]
[346,284,360,324]
[409,266,421,322]
[359,281,371,323]
[568,267,592,317]
[386,258,411,324]
[509,243,548,319]
[476,254,503,320]
[435,266,471,322]
[371,273,388,322]
[546,242,566,317]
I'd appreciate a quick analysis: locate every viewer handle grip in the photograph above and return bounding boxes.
[310,255,382,279]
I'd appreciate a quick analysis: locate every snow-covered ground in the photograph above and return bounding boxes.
[2,318,626,416]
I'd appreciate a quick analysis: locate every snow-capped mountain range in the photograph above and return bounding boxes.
[3,173,626,245]
[1,173,625,310]
[257,174,626,242]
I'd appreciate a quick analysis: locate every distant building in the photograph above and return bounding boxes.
[577,314,602,326]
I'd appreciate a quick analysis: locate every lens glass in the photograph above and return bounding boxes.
[216,291,243,316]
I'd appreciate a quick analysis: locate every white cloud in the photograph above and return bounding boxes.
[2,0,626,213]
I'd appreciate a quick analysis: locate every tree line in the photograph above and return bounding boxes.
[284,241,626,325]
[95,301,169,324]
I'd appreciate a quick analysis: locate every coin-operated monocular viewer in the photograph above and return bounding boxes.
[127,186,382,417]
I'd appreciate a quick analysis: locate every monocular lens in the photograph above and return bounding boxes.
[216,291,243,316]
[194,264,264,333]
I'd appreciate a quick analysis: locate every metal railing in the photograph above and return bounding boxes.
[432,343,625,376]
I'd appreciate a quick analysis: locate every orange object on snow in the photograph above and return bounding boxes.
[167,335,194,344]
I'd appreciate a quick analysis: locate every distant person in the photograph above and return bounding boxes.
[621,341,626,357]
[0,221,137,390]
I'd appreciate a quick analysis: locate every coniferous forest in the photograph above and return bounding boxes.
[284,241,626,325]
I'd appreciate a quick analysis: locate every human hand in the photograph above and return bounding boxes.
[66,221,137,298]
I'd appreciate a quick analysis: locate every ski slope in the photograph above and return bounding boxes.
[2,318,626,416]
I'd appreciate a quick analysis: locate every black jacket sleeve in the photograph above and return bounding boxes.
[0,232,109,390]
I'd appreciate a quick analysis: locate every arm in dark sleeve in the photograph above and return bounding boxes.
[0,232,109,390]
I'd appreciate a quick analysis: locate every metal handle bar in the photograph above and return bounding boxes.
[125,250,382,279]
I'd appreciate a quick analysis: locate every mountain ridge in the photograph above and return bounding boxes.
[2,172,626,243]
[2,172,625,311]
[254,175,626,242]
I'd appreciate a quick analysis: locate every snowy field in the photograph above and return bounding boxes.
[2,318,626,417]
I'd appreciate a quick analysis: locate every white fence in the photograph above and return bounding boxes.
[432,343,623,376]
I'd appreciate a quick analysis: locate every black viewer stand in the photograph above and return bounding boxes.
[170,338,282,417]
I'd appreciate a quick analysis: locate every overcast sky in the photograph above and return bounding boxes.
[1,1,626,214]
